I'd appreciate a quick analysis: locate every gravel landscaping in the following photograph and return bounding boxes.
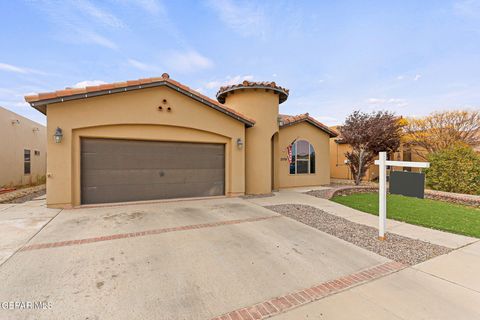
[0,184,46,204]
[266,204,452,265]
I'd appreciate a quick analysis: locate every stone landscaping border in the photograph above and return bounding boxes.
[0,184,46,204]
[266,204,451,265]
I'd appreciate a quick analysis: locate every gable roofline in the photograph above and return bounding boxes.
[279,113,338,137]
[24,73,255,127]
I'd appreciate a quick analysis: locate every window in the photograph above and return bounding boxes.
[34,150,40,156]
[24,149,31,175]
[289,140,315,174]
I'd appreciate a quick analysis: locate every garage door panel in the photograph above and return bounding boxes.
[82,168,225,186]
[82,147,224,170]
[83,181,224,204]
[81,138,225,204]
[83,154,224,170]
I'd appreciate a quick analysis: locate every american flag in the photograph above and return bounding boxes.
[287,145,292,163]
[287,139,296,163]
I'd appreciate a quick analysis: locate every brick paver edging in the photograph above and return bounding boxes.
[20,215,281,252]
[210,261,405,320]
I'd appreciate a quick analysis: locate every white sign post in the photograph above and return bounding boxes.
[374,151,430,240]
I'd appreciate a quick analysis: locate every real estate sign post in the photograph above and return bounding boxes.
[374,152,430,240]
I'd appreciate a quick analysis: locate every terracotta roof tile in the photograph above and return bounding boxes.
[25,73,255,126]
[216,80,289,104]
[279,113,338,137]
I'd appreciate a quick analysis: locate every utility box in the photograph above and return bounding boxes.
[389,171,425,199]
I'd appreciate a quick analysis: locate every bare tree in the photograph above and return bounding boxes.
[403,110,480,160]
[340,110,403,185]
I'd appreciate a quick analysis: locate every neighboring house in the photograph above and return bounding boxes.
[0,106,46,187]
[329,125,424,181]
[25,74,337,208]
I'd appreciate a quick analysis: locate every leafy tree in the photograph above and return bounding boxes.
[426,145,480,195]
[340,110,403,185]
[403,110,480,160]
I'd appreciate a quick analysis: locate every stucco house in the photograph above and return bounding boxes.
[25,74,336,208]
[329,125,424,181]
[0,106,46,187]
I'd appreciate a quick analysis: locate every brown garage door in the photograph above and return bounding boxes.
[81,138,225,204]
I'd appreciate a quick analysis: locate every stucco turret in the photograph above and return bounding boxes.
[217,81,289,194]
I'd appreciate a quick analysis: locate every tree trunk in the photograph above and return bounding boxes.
[355,149,364,186]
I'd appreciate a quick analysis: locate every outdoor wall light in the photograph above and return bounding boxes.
[236,138,244,149]
[54,127,63,144]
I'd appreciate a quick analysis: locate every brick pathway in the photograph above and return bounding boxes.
[210,261,405,320]
[20,214,281,252]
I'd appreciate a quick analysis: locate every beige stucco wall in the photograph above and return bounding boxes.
[329,140,379,181]
[329,139,426,181]
[329,140,352,180]
[45,86,245,208]
[0,106,46,187]
[222,90,279,194]
[276,122,330,188]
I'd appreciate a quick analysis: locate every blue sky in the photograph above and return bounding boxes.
[1,0,479,125]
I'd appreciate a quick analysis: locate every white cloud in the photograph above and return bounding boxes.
[80,30,118,49]
[396,74,422,81]
[128,59,153,71]
[30,1,120,50]
[454,0,480,18]
[205,0,268,37]
[73,0,124,28]
[131,0,165,14]
[127,58,165,73]
[0,86,48,124]
[204,75,254,89]
[367,98,408,108]
[163,50,213,73]
[0,63,30,74]
[0,62,45,75]
[312,115,339,126]
[72,80,107,88]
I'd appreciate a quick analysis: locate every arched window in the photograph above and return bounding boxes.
[289,140,315,174]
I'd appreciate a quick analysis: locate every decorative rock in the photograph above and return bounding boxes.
[267,204,451,266]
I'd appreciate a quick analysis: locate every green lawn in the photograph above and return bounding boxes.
[331,193,480,238]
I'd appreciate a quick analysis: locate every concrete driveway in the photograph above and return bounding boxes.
[0,197,389,320]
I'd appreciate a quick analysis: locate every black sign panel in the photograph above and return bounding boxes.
[389,171,425,199]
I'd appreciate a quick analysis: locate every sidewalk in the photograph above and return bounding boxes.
[0,197,61,265]
[246,188,480,319]
[245,188,478,249]
[270,240,480,319]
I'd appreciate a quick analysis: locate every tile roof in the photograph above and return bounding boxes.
[216,81,289,104]
[24,73,255,127]
[279,113,338,137]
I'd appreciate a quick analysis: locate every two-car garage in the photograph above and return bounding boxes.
[80,138,225,205]
[26,75,251,208]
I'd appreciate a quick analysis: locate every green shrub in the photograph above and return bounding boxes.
[426,145,480,195]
